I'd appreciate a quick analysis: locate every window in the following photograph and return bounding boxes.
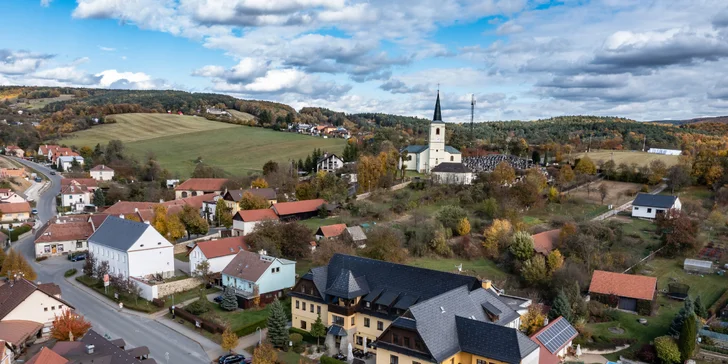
[450,156,454,161]
[310,305,314,313]
[51,306,55,310]
[76,241,83,248]
[364,318,370,327]
[271,268,275,273]
[356,336,363,345]
[404,337,410,348]
[296,300,299,309]
[436,128,440,135]
[276,267,280,272]
[301,321,307,330]
[44,307,48,312]
[302,302,306,311]
[390,355,399,364]
[392,333,399,345]
[647,208,652,213]
[634,207,639,210]
[477,360,487,364]
[59,305,63,309]
[407,155,412,161]
[377,321,383,331]
[351,316,355,326]
[317,306,321,315]
[332,315,344,326]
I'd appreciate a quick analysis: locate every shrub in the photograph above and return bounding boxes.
[152,298,165,308]
[185,293,212,315]
[708,288,728,317]
[36,256,48,262]
[655,336,680,364]
[64,268,77,277]
[289,333,303,345]
[636,344,657,363]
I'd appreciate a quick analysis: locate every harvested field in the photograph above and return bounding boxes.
[567,180,643,206]
[575,150,680,168]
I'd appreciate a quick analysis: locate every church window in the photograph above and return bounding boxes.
[436,128,440,135]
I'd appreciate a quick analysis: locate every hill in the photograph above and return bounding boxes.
[61,113,345,176]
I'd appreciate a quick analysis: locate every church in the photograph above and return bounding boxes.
[401,92,462,173]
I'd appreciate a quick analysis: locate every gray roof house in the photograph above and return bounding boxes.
[632,193,681,219]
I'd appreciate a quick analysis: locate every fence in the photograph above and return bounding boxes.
[170,307,225,334]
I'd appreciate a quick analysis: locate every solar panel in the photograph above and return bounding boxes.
[536,319,578,354]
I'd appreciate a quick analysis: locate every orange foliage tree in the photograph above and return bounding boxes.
[51,310,91,341]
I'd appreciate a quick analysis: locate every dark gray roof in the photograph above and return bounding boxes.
[55,329,144,364]
[328,325,348,337]
[431,162,471,173]
[433,91,442,122]
[316,154,343,164]
[456,316,539,364]
[633,193,678,208]
[325,269,370,299]
[391,317,418,330]
[225,188,276,201]
[375,291,400,307]
[88,215,153,252]
[402,145,429,154]
[393,294,420,310]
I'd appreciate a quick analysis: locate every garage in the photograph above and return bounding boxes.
[618,297,637,312]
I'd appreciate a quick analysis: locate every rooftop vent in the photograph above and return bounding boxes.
[86,344,95,354]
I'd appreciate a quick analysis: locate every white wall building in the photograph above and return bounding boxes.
[60,184,91,211]
[632,193,681,219]
[431,162,474,185]
[88,216,174,279]
[34,217,94,258]
[232,209,279,236]
[222,250,296,298]
[401,92,461,173]
[56,155,84,171]
[0,279,73,336]
[316,154,344,173]
[90,165,115,181]
[188,236,247,275]
[647,148,682,156]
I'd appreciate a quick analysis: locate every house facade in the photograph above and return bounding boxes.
[0,202,31,224]
[60,183,91,212]
[90,164,115,181]
[88,216,174,279]
[34,216,94,258]
[223,188,277,213]
[631,194,681,219]
[431,162,474,185]
[0,279,74,336]
[188,236,247,275]
[4,146,24,158]
[290,254,533,360]
[56,155,84,171]
[401,92,462,174]
[232,208,279,236]
[316,154,345,173]
[174,178,228,199]
[588,270,657,314]
[222,250,296,308]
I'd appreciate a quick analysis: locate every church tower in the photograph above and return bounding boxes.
[428,91,447,172]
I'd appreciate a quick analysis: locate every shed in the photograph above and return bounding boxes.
[683,258,713,274]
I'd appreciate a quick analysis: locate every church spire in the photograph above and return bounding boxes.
[433,90,442,121]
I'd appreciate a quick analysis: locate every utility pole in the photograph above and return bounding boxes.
[642,136,646,152]
[470,94,476,147]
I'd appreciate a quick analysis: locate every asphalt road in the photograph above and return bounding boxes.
[11,158,210,364]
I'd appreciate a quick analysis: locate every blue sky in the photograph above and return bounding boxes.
[2,0,728,121]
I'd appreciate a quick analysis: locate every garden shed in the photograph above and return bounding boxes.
[683,259,713,274]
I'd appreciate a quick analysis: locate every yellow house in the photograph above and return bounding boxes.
[0,202,31,223]
[222,188,277,213]
[290,254,538,362]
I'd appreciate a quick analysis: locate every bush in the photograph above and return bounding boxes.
[36,256,48,262]
[234,318,268,337]
[152,298,165,308]
[320,356,347,364]
[2,225,32,242]
[655,336,680,364]
[185,297,212,315]
[708,288,728,317]
[636,344,657,363]
[289,327,317,344]
[289,333,303,345]
[64,268,77,277]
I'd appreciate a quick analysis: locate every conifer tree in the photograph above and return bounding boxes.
[694,295,707,319]
[678,313,697,361]
[549,289,572,322]
[267,298,288,349]
[669,297,694,337]
[220,287,238,311]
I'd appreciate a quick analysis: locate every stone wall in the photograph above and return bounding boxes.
[173,243,188,254]
[157,277,203,298]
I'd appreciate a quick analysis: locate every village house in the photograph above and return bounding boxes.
[222,188,277,213]
[290,254,534,360]
[201,195,224,224]
[34,215,94,258]
[531,229,560,256]
[60,183,92,212]
[103,193,214,225]
[232,208,279,236]
[631,193,681,219]
[188,236,247,275]
[0,202,31,224]
[174,178,228,199]
[272,199,326,221]
[346,226,367,248]
[222,250,296,309]
[25,329,149,364]
[0,278,74,338]
[56,155,84,172]
[3,146,24,158]
[88,216,175,279]
[0,189,25,203]
[315,223,347,240]
[316,154,345,173]
[37,144,62,161]
[49,147,77,164]
[588,270,657,314]
[431,162,474,185]
[90,164,115,181]
[530,316,579,364]
[61,178,98,192]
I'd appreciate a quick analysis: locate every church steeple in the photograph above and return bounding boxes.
[433,91,442,121]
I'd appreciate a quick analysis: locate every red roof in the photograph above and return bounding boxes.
[317,223,347,238]
[589,270,657,301]
[532,229,560,255]
[35,221,94,244]
[272,199,325,216]
[27,347,69,364]
[530,316,578,364]
[174,178,228,191]
[235,209,279,222]
[193,236,247,259]
[39,145,62,155]
[163,193,217,210]
[0,202,31,214]
[61,178,98,188]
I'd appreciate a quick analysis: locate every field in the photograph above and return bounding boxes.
[575,150,680,168]
[226,109,256,121]
[567,180,643,206]
[61,113,346,176]
[408,257,509,282]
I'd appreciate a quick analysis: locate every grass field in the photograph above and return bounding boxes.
[62,113,346,176]
[568,181,642,206]
[575,150,680,168]
[227,109,255,121]
[408,257,509,281]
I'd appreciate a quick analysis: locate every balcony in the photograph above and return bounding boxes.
[328,303,358,316]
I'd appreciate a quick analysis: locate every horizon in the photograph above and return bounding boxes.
[1,1,727,122]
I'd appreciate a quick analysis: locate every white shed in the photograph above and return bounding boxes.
[684,258,713,274]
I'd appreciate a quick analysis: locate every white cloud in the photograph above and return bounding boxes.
[98,46,116,51]
[40,0,53,7]
[496,21,524,35]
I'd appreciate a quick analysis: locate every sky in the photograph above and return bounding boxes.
[2,0,728,122]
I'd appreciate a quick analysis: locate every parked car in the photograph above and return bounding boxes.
[69,253,87,262]
[218,354,250,364]
[34,177,42,182]
[31,209,38,215]
[50,171,56,175]
[213,295,223,303]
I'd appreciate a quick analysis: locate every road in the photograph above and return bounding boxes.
[11,158,210,364]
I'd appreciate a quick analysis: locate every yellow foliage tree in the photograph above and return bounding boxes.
[482,219,512,257]
[0,249,36,281]
[520,305,546,335]
[546,249,564,273]
[575,156,597,175]
[492,162,516,185]
[152,205,185,241]
[252,341,277,364]
[547,186,559,202]
[357,155,382,193]
[221,327,239,353]
[456,218,471,236]
[239,192,269,210]
[251,177,269,189]
[559,164,575,186]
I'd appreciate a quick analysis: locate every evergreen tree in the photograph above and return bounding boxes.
[310,314,326,346]
[678,313,697,361]
[297,159,304,171]
[549,289,572,322]
[220,287,238,311]
[669,297,694,337]
[566,281,587,320]
[94,188,105,207]
[304,155,313,172]
[694,295,707,319]
[267,298,288,349]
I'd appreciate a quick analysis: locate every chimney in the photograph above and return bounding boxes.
[482,280,492,290]
[134,208,138,212]
[119,214,124,219]
[85,344,95,354]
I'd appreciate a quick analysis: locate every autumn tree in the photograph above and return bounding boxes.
[177,205,209,238]
[151,205,185,241]
[252,341,277,364]
[456,218,471,236]
[491,161,516,185]
[361,226,407,263]
[598,183,609,204]
[648,159,668,185]
[0,248,36,281]
[251,177,269,189]
[246,221,313,259]
[520,304,546,335]
[312,238,355,266]
[195,260,212,283]
[215,198,233,228]
[252,284,260,308]
[357,154,382,193]
[575,156,597,175]
[558,164,575,188]
[546,250,564,273]
[239,191,268,210]
[221,327,239,353]
[482,219,513,258]
[51,310,92,341]
[262,160,279,176]
[656,209,699,256]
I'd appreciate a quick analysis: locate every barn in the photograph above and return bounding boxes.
[588,270,657,314]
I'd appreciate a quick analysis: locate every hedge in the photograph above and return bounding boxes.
[2,225,32,242]
[320,356,347,364]
[64,268,77,277]
[702,345,728,355]
[708,288,728,317]
[290,327,317,344]
[170,307,225,334]
[234,317,268,338]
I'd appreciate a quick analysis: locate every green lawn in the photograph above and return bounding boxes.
[525,201,609,223]
[298,217,343,231]
[616,218,661,256]
[208,304,272,332]
[408,257,509,281]
[175,252,190,262]
[61,113,346,176]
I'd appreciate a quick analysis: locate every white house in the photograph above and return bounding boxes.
[632,193,681,219]
[0,189,25,203]
[647,148,682,156]
[431,162,474,185]
[60,183,91,212]
[87,216,175,279]
[401,92,462,173]
[232,209,279,236]
[188,236,247,275]
[0,278,73,336]
[56,155,84,171]
[34,216,94,258]
[316,154,344,173]
[90,164,115,181]
[221,250,296,308]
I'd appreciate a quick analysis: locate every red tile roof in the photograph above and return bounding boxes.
[0,279,73,320]
[0,202,31,214]
[0,320,43,347]
[103,201,156,215]
[90,164,114,172]
[272,199,325,216]
[317,223,347,238]
[234,209,279,222]
[61,184,89,195]
[163,193,217,210]
[174,178,228,191]
[589,270,657,301]
[532,229,560,255]
[39,145,62,156]
[193,236,247,259]
[27,347,69,364]
[35,221,94,244]
[61,178,98,188]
